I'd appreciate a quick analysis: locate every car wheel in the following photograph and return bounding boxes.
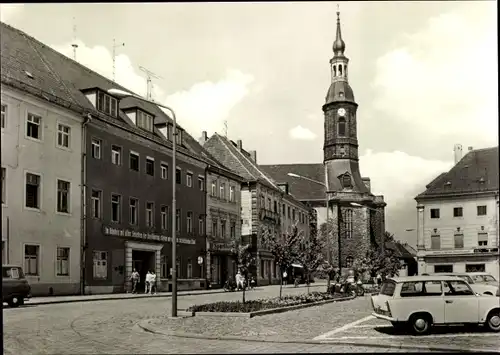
[485,310,500,332]
[409,313,432,335]
[8,297,21,308]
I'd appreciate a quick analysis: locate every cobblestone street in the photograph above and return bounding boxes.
[4,285,498,354]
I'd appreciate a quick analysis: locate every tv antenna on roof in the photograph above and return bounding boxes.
[112,39,125,82]
[139,66,162,100]
[71,17,78,61]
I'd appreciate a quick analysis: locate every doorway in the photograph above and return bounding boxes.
[132,250,155,292]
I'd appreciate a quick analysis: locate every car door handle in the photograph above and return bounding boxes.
[445,300,453,304]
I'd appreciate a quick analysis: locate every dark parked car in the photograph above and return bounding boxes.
[2,265,31,307]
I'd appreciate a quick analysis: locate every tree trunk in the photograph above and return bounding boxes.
[307,271,310,294]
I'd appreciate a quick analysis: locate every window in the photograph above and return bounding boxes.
[478,232,488,246]
[453,207,463,217]
[198,216,205,235]
[56,247,70,276]
[146,202,154,227]
[220,183,225,199]
[111,145,122,165]
[400,281,442,297]
[1,167,6,204]
[26,113,42,140]
[111,194,121,223]
[282,204,286,216]
[466,264,486,273]
[431,234,441,250]
[477,205,487,216]
[434,264,453,273]
[212,220,218,237]
[211,181,217,196]
[337,117,346,137]
[1,104,6,128]
[130,152,139,171]
[187,212,193,233]
[161,206,168,230]
[176,209,181,233]
[187,258,193,278]
[344,209,353,239]
[161,163,168,179]
[198,177,205,191]
[380,281,396,296]
[129,198,138,225]
[57,124,71,148]
[176,168,181,184]
[96,91,118,117]
[146,157,155,176]
[444,280,474,296]
[341,174,352,189]
[167,124,173,141]
[24,245,39,276]
[288,206,291,218]
[292,208,296,221]
[56,180,70,213]
[228,186,235,202]
[161,255,168,278]
[93,251,108,279]
[25,173,41,209]
[430,208,440,219]
[221,220,226,239]
[230,222,236,239]
[91,138,101,159]
[454,233,464,249]
[136,110,154,131]
[273,200,277,212]
[186,173,193,187]
[91,190,102,219]
[267,198,271,210]
[176,128,182,145]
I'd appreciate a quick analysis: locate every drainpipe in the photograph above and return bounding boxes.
[6,217,10,263]
[80,113,91,295]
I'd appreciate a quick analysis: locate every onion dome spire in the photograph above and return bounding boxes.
[333,9,346,56]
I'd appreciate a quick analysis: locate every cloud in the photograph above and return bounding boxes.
[371,9,498,141]
[289,125,317,140]
[0,4,24,23]
[50,41,254,139]
[359,149,454,207]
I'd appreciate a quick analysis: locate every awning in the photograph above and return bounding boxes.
[291,263,303,268]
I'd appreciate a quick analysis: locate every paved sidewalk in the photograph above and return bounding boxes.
[25,282,327,305]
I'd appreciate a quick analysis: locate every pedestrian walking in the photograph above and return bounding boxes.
[376,274,382,286]
[130,269,140,294]
[150,271,157,294]
[235,270,244,290]
[145,271,152,294]
[283,271,288,285]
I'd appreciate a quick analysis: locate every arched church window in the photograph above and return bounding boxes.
[333,66,337,77]
[338,65,343,75]
[338,117,346,136]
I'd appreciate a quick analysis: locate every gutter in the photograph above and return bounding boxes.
[80,113,91,295]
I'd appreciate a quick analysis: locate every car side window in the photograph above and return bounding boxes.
[2,267,20,279]
[444,280,475,296]
[400,281,442,297]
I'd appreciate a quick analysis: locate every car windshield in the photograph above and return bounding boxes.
[471,274,497,283]
[380,281,396,296]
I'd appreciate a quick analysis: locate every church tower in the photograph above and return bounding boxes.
[323,10,386,274]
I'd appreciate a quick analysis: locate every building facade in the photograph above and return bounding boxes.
[1,76,83,295]
[415,146,499,278]
[202,134,311,286]
[260,11,386,275]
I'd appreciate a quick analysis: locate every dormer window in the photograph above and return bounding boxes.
[97,91,118,117]
[137,110,154,132]
[339,173,352,189]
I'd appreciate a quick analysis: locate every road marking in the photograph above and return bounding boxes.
[320,332,500,340]
[352,324,384,328]
[312,315,375,340]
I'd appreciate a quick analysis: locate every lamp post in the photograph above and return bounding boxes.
[287,173,339,273]
[107,88,178,317]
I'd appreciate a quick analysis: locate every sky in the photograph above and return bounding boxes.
[1,2,497,247]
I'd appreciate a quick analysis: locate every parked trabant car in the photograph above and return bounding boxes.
[371,275,500,335]
[434,272,499,296]
[2,264,31,307]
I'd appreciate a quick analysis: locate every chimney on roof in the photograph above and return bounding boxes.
[249,150,257,163]
[468,146,473,151]
[237,139,243,151]
[199,131,208,146]
[453,144,463,164]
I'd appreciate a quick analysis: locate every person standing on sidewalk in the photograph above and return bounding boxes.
[150,271,157,294]
[283,270,288,286]
[145,271,152,294]
[130,269,140,294]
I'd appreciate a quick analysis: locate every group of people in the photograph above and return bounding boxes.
[130,269,157,294]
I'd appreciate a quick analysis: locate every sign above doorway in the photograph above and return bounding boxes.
[102,226,196,245]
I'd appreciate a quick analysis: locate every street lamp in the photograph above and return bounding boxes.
[108,88,179,317]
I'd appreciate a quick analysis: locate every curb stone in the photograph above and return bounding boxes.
[137,320,499,353]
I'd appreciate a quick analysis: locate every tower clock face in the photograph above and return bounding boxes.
[337,108,346,116]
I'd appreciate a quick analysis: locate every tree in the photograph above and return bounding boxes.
[351,231,401,281]
[230,241,255,303]
[261,224,301,299]
[296,229,326,294]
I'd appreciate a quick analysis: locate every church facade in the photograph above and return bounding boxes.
[260,11,386,274]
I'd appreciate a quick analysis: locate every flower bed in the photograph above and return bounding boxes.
[187,291,343,313]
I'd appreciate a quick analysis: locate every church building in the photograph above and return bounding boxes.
[260,11,386,273]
